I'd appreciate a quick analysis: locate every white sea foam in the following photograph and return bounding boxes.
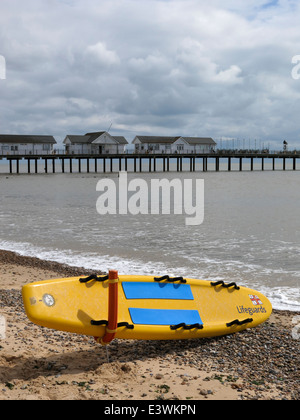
[1,239,299,312]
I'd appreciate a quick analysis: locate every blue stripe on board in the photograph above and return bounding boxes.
[129,308,202,326]
[122,282,194,300]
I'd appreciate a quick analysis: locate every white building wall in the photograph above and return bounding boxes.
[141,142,215,154]
[64,138,126,155]
[0,143,53,155]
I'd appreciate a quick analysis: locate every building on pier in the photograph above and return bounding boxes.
[63,131,128,155]
[0,135,56,156]
[132,136,216,154]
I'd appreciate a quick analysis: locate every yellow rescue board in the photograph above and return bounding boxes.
[22,275,272,341]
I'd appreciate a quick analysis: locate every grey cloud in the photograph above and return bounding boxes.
[0,0,300,148]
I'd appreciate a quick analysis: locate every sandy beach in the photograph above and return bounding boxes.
[0,249,299,401]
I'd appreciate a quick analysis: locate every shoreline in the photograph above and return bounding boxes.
[0,249,299,400]
[0,249,99,283]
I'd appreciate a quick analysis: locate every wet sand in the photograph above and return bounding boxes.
[0,249,299,400]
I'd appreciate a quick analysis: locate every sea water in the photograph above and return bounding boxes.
[0,167,299,311]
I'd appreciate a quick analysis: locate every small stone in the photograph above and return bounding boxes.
[121,364,131,373]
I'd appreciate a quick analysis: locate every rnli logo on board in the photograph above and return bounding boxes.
[249,295,263,306]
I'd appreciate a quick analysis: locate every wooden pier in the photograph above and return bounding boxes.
[1,152,300,174]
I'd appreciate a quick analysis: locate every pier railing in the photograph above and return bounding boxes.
[1,151,300,174]
[1,148,300,157]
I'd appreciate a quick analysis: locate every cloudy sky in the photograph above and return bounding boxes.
[1,0,300,148]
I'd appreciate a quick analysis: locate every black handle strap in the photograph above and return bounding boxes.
[91,320,108,326]
[211,280,240,290]
[226,318,253,327]
[117,322,135,330]
[91,320,134,330]
[79,274,109,284]
[154,275,187,284]
[170,323,203,331]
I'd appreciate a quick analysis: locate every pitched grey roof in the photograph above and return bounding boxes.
[85,132,106,143]
[113,136,128,145]
[66,135,91,144]
[134,136,181,144]
[86,132,128,144]
[0,135,56,144]
[66,132,128,145]
[134,136,216,145]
